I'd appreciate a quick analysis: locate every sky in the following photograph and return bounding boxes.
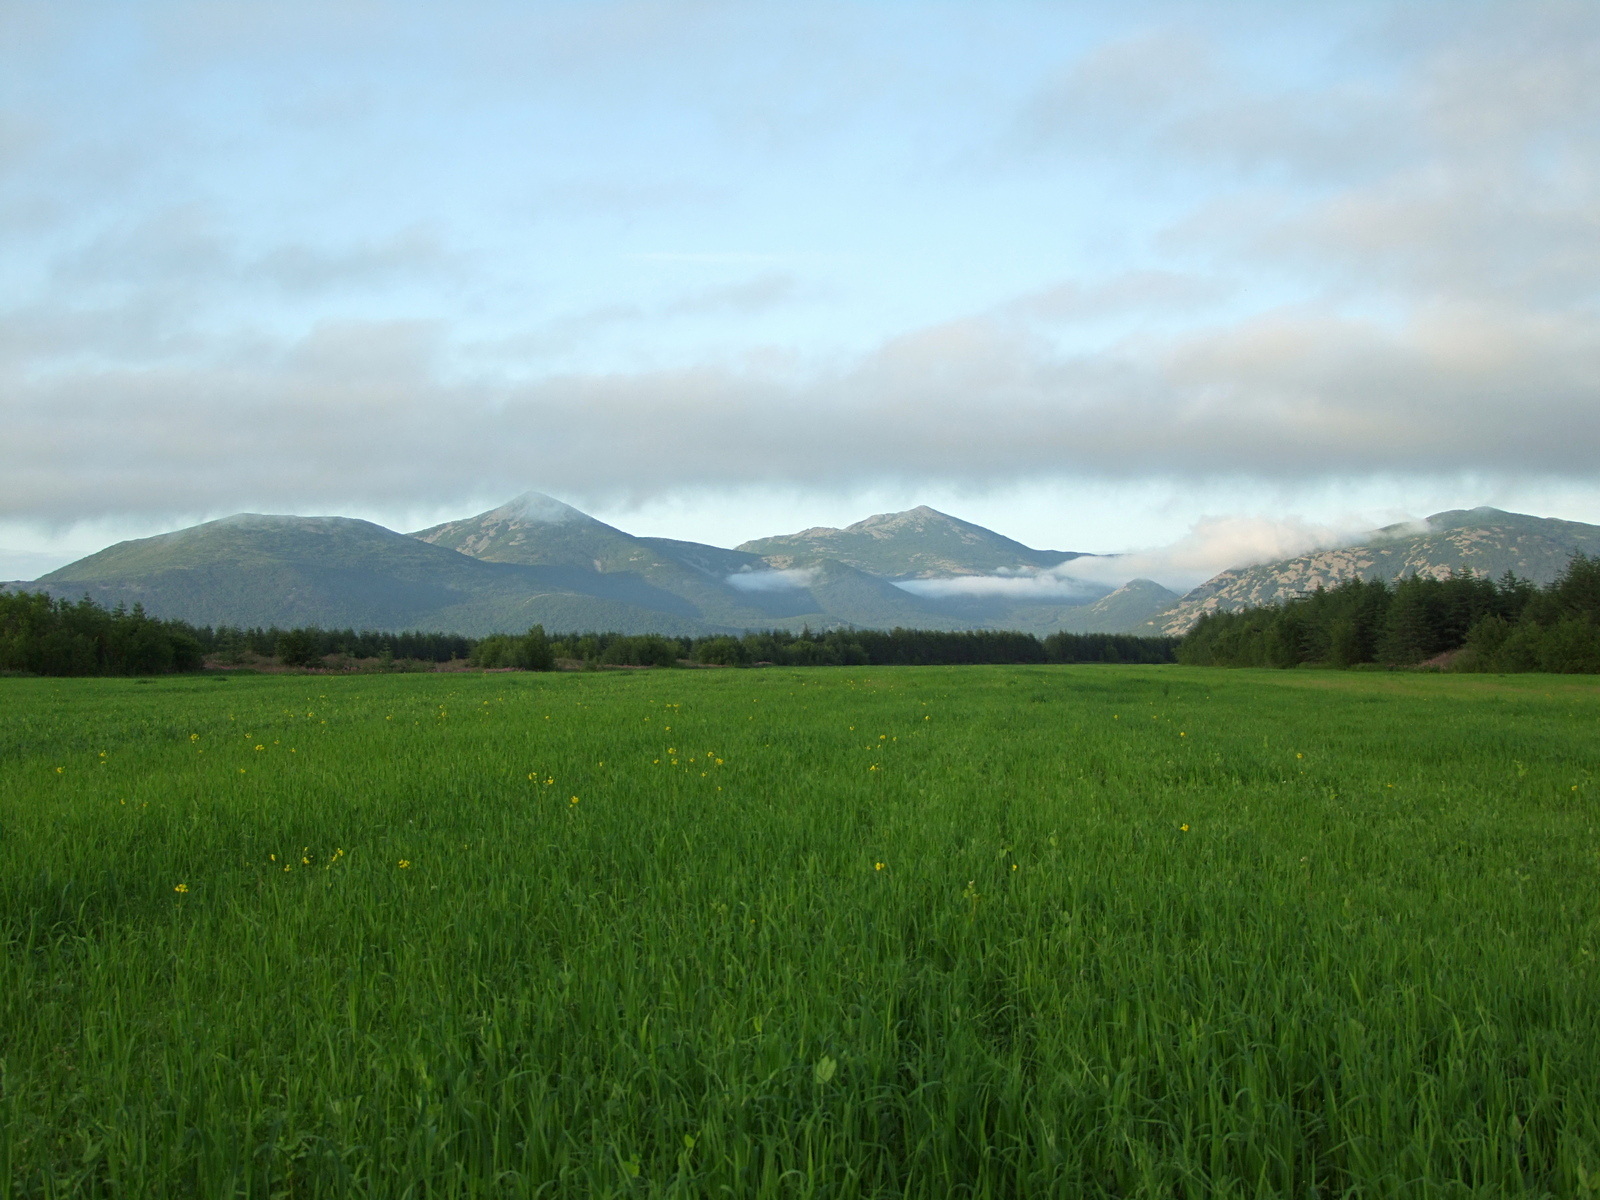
[3,0,1598,586]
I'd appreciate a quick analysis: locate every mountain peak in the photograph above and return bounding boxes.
[849,505,952,533]
[1420,506,1515,532]
[492,492,584,525]
[410,493,637,566]
[737,506,1082,578]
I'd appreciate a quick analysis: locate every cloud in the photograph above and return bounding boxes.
[54,209,458,296]
[5,290,1600,523]
[1015,5,1600,319]
[1177,9,1600,308]
[726,567,815,592]
[1016,26,1412,181]
[467,273,804,358]
[889,514,1361,595]
[1004,270,1230,324]
[255,226,457,293]
[894,572,1105,602]
[1063,515,1364,590]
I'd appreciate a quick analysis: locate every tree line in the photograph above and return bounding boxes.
[0,591,204,675]
[525,628,1177,669]
[1177,554,1600,672]
[1,588,1179,675]
[0,592,476,676]
[194,625,474,666]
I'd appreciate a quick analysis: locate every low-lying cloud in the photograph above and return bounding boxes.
[893,572,1107,602]
[883,514,1361,598]
[725,567,816,592]
[1063,515,1366,591]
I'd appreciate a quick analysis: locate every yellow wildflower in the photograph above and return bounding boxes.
[174,883,188,893]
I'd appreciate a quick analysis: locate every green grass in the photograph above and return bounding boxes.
[2,665,1599,1198]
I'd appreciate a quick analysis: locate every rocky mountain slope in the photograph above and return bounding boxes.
[1143,507,1600,635]
[1057,579,1179,634]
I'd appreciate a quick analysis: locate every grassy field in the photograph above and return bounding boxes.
[2,665,1599,1198]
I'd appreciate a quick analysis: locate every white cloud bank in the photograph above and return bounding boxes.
[1061,515,1365,591]
[5,292,1596,524]
[893,572,1107,602]
[884,514,1364,597]
[725,567,816,593]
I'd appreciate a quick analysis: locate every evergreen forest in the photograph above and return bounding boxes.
[0,588,1177,675]
[0,591,205,676]
[1177,553,1600,672]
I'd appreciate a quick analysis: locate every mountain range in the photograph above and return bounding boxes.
[11,497,1598,639]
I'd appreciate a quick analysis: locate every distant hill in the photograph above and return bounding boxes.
[32,513,714,635]
[1054,579,1180,634]
[738,506,1088,579]
[1144,507,1600,635]
[874,577,1177,636]
[410,493,949,630]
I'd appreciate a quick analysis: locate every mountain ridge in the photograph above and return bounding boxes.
[34,513,712,633]
[1143,507,1600,635]
[738,505,1088,579]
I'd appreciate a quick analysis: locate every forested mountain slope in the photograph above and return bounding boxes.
[34,514,712,635]
[1145,508,1600,635]
[738,505,1089,579]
